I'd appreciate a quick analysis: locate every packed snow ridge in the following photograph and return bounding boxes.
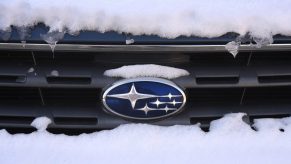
[1,0,291,41]
[1,113,291,164]
[104,64,190,79]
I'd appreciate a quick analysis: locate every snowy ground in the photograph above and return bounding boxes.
[1,113,291,164]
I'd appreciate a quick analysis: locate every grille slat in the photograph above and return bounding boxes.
[196,76,239,85]
[258,75,291,83]
[0,116,35,125]
[0,75,26,83]
[54,117,98,126]
[46,76,92,85]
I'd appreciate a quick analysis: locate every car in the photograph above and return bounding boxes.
[1,24,291,134]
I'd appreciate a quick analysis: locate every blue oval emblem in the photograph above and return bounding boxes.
[102,78,186,120]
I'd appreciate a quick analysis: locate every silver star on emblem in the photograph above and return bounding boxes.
[161,93,182,100]
[150,98,166,108]
[136,103,155,115]
[168,100,182,106]
[107,84,156,109]
[160,105,177,113]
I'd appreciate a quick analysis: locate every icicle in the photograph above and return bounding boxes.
[225,40,241,57]
[16,26,31,47]
[21,41,26,47]
[252,36,273,48]
[226,34,273,57]
[41,31,65,58]
[225,35,253,57]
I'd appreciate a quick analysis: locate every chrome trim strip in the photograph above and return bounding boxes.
[0,43,291,52]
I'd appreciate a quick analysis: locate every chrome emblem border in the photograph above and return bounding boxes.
[102,77,186,120]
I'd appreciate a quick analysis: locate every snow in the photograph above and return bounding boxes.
[1,0,291,41]
[104,64,190,79]
[125,38,135,45]
[1,0,290,55]
[30,117,52,132]
[27,67,34,73]
[1,113,291,164]
[50,70,59,77]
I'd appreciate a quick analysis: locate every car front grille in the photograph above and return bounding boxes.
[0,46,291,134]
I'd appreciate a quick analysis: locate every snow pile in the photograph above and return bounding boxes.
[1,0,291,41]
[31,117,52,132]
[104,64,190,79]
[1,113,291,164]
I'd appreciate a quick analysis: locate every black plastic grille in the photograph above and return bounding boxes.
[0,49,291,133]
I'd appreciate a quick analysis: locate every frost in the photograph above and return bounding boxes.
[225,41,240,57]
[31,117,52,132]
[104,64,190,79]
[40,31,65,58]
[50,70,59,77]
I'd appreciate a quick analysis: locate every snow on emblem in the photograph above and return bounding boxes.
[102,78,186,120]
